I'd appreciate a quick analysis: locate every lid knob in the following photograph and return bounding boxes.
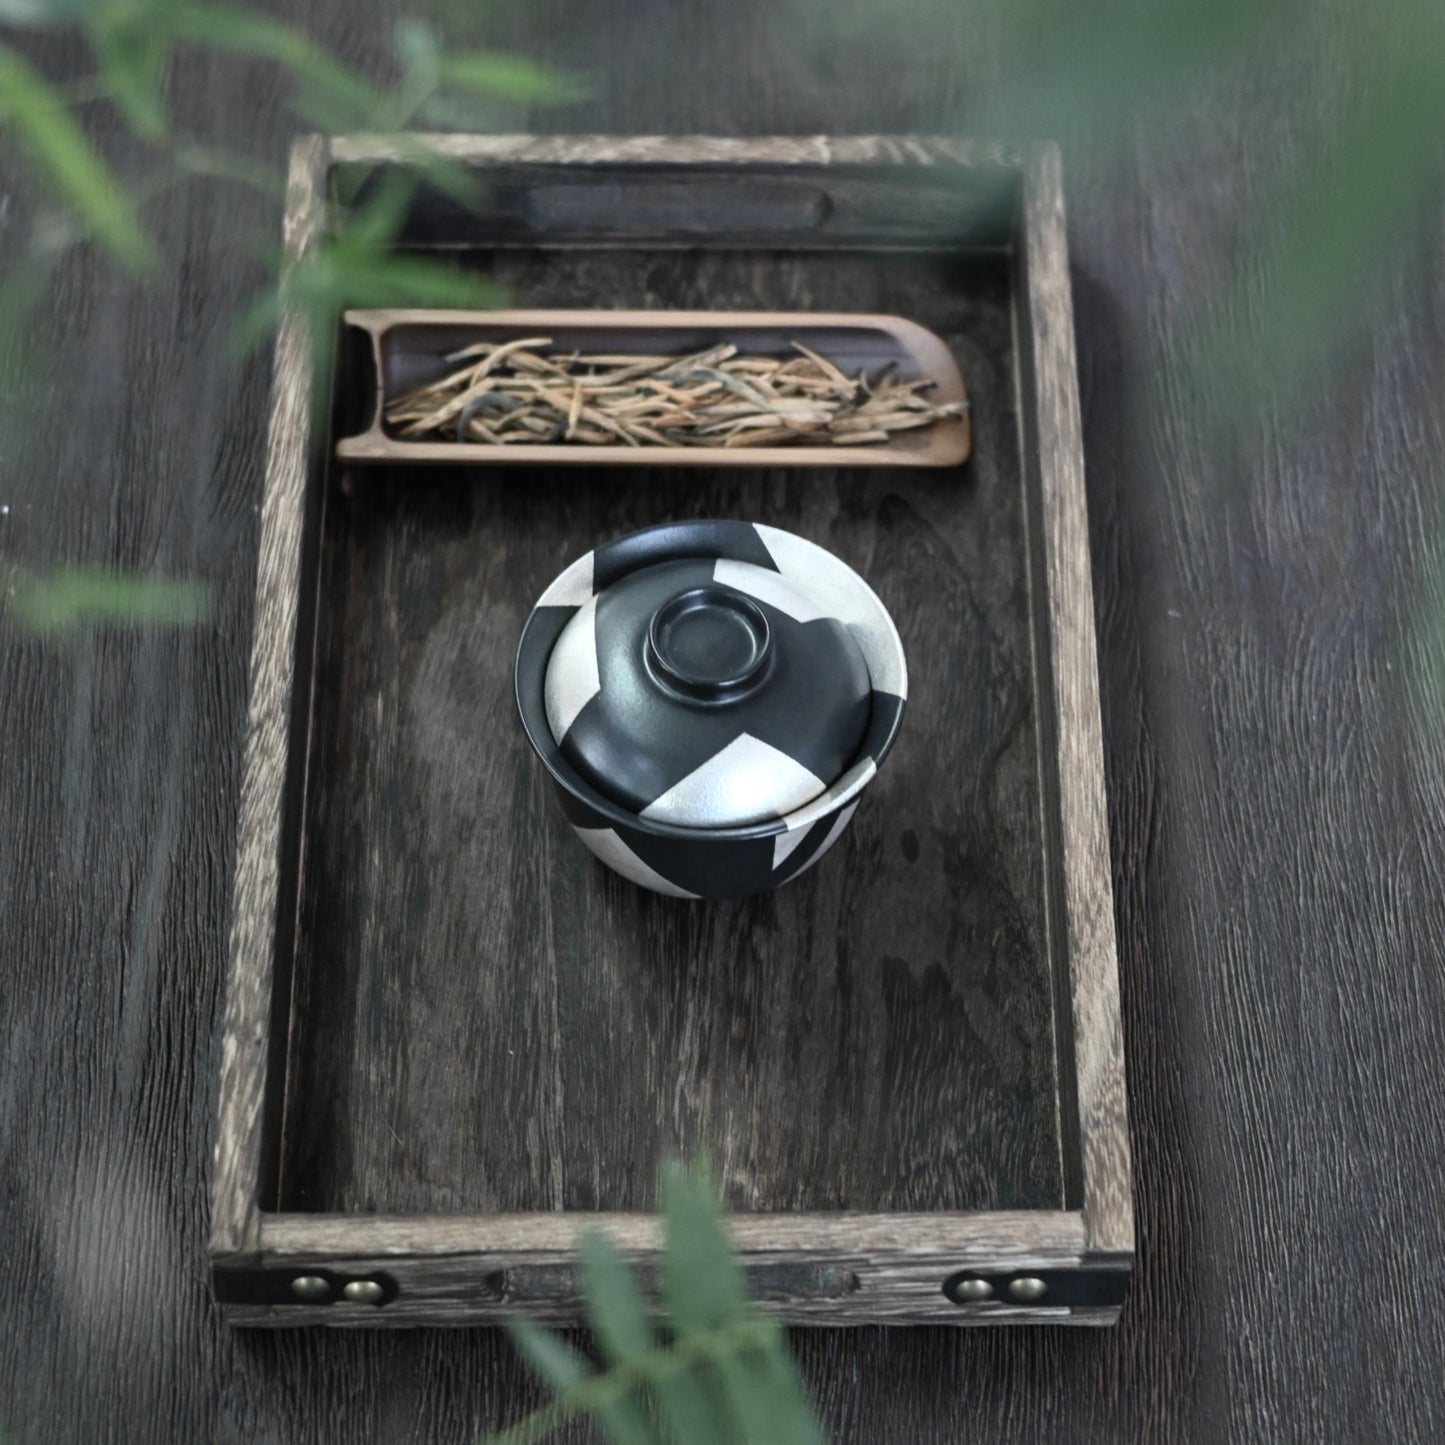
[645,587,772,702]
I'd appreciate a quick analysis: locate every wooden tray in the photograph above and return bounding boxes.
[211,135,1133,1326]
[337,308,971,467]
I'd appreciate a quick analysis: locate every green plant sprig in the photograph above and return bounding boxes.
[0,0,584,642]
[0,0,586,277]
[485,1162,823,1445]
[6,567,215,633]
[498,1316,787,1445]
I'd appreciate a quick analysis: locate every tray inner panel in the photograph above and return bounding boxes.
[274,246,1067,1215]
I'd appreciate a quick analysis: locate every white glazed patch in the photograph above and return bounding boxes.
[640,733,825,829]
[712,559,826,624]
[537,549,594,608]
[754,524,907,699]
[544,596,601,743]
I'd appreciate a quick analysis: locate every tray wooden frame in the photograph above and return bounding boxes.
[210,133,1133,1326]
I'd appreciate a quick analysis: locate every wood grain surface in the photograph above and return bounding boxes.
[1015,148,1133,1260]
[228,1210,1097,1328]
[211,134,328,1264]
[3,1,1445,1440]
[277,245,1063,1223]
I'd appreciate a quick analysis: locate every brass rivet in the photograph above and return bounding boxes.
[343,1279,386,1305]
[953,1277,994,1302]
[290,1275,330,1301]
[1008,1276,1048,1302]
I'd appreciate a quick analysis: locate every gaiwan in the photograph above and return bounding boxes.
[515,520,907,899]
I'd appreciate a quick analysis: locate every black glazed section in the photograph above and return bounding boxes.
[647,586,772,698]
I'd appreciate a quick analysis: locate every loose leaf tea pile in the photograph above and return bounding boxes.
[384,337,968,448]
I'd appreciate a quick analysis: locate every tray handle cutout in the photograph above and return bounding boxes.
[522,181,832,234]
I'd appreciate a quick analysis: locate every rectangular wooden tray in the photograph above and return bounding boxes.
[338,308,972,467]
[211,134,1133,1326]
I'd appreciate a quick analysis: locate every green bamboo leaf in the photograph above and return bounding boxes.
[579,1232,735,1443]
[1197,48,1445,413]
[390,17,440,122]
[714,1341,823,1445]
[416,92,499,130]
[0,44,154,269]
[225,287,284,359]
[506,1318,590,1394]
[649,1365,736,1445]
[173,142,284,201]
[231,246,502,360]
[94,26,169,141]
[580,1232,654,1364]
[8,569,214,634]
[0,0,93,26]
[157,4,383,126]
[337,170,416,248]
[330,145,483,217]
[395,18,441,78]
[488,1167,822,1444]
[0,245,62,342]
[596,1393,659,1444]
[324,251,505,309]
[986,0,1271,136]
[393,147,486,208]
[504,1320,656,1445]
[578,1240,674,1441]
[660,1161,749,1339]
[437,51,588,104]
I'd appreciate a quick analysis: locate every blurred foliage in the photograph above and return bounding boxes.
[228,167,505,394]
[0,41,154,267]
[991,0,1445,405]
[0,0,585,334]
[485,1162,822,1445]
[1,0,1436,420]
[7,566,214,631]
[0,0,586,634]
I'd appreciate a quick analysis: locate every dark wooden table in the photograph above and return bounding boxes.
[4,3,1445,1440]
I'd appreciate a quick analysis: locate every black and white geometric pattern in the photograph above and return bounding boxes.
[516,520,907,899]
[546,556,872,826]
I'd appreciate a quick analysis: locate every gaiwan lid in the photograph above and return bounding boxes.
[544,556,872,828]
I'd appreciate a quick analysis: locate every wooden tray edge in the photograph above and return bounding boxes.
[209,134,1134,1330]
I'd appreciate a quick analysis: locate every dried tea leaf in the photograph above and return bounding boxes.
[383,337,966,451]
